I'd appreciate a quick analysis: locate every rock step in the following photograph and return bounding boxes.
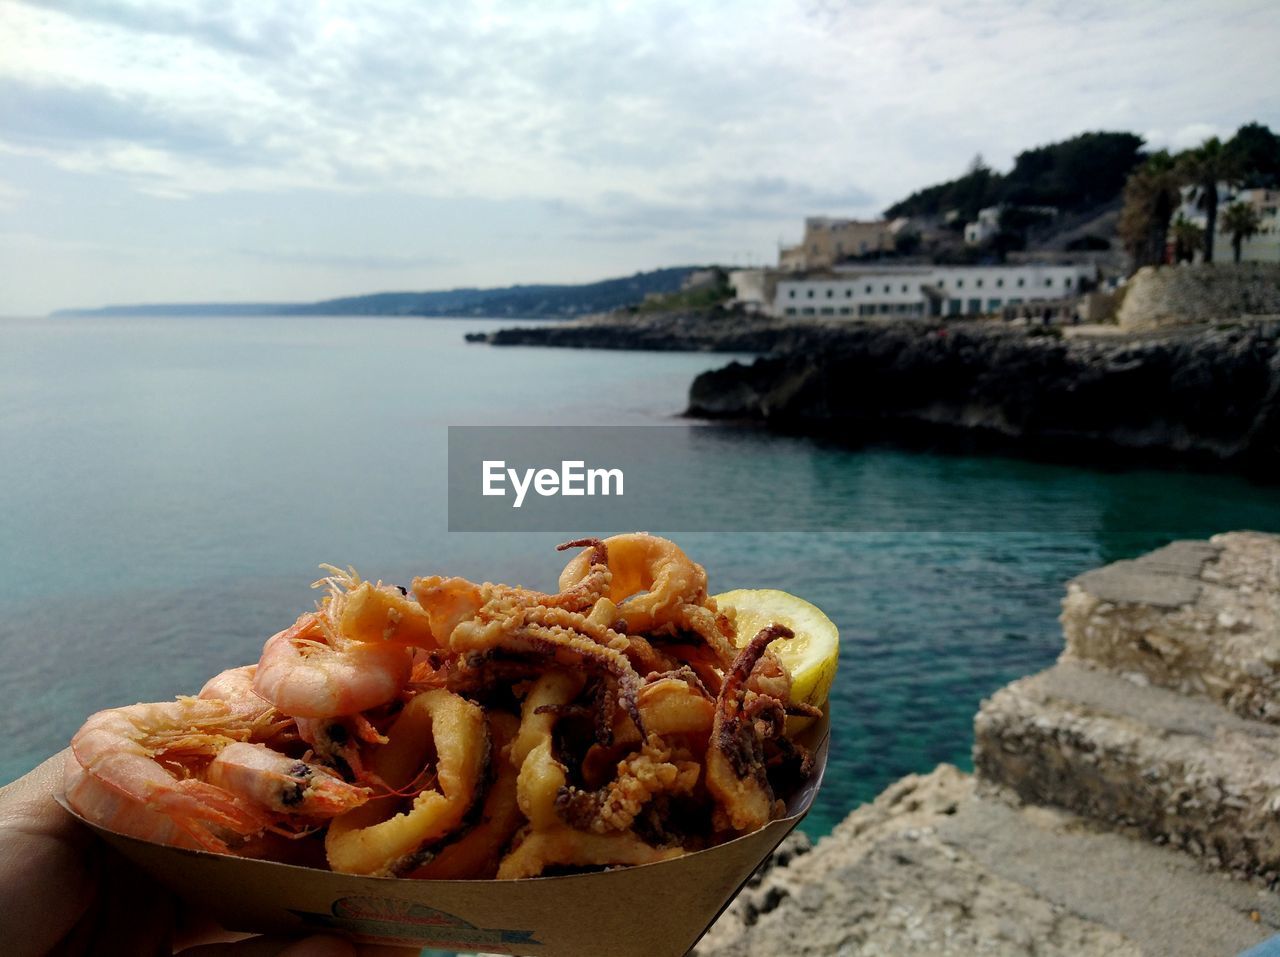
[1060,531,1280,723]
[697,766,1276,957]
[975,659,1280,880]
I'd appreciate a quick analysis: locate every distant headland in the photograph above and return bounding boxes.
[48,266,701,320]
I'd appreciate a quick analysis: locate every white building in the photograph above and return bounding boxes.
[964,207,1002,246]
[771,263,1094,319]
[1173,185,1280,264]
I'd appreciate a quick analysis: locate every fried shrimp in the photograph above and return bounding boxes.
[205,742,370,819]
[253,613,411,718]
[67,698,271,853]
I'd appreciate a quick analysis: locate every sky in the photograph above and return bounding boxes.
[0,0,1276,315]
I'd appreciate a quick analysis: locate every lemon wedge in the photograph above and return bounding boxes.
[712,588,839,723]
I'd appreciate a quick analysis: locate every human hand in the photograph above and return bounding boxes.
[0,752,417,956]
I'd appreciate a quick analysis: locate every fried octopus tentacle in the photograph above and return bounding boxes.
[555,734,700,835]
[706,624,793,833]
[521,604,670,675]
[544,538,613,611]
[512,623,646,738]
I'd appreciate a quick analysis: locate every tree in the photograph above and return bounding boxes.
[1177,137,1239,264]
[1224,122,1280,188]
[1171,215,1204,264]
[1118,151,1181,270]
[1220,201,1262,263]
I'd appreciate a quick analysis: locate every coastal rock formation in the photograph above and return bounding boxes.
[1117,263,1280,330]
[686,319,1280,470]
[466,310,827,352]
[700,531,1280,956]
[1060,532,1280,720]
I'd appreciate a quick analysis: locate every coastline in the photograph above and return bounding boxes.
[468,313,1280,476]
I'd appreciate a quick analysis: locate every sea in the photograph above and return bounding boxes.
[4,315,1280,837]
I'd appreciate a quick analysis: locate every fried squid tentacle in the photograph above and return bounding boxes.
[706,624,793,833]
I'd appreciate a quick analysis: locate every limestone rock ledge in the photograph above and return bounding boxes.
[1061,531,1280,721]
[700,530,1280,956]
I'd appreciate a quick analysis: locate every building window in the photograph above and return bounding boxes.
[976,278,984,288]
[785,307,797,316]
[807,289,815,298]
[879,304,891,314]
[988,298,1001,310]
[865,285,872,294]
[956,279,964,288]
[996,278,1004,288]
[883,284,890,293]
[788,290,796,298]
[820,307,834,315]
[1044,278,1053,287]
[826,289,834,298]
[801,307,815,315]
[846,289,853,298]
[1017,278,1025,287]
[839,306,851,315]
[948,299,962,316]
[938,279,945,287]
[1064,277,1073,288]
[859,304,875,316]
[901,284,908,293]
[967,298,981,315]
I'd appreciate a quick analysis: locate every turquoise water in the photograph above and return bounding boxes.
[3,316,1280,837]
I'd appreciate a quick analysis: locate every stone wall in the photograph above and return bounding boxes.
[1117,263,1280,329]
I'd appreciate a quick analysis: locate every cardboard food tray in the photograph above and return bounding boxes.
[62,713,828,957]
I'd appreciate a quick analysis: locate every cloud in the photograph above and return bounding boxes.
[16,0,309,59]
[1,0,1278,311]
[0,78,240,158]
[238,248,458,270]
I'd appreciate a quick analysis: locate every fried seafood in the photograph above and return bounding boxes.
[254,612,412,718]
[69,698,291,853]
[325,689,489,875]
[65,534,826,880]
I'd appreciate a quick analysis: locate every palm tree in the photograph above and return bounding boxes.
[1176,137,1238,263]
[1171,215,1204,263]
[1118,151,1181,270]
[1220,201,1262,263]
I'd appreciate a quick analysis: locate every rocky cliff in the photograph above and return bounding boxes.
[697,531,1280,957]
[686,319,1280,472]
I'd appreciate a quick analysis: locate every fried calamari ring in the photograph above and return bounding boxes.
[512,671,584,829]
[496,825,685,879]
[559,532,708,634]
[325,689,488,875]
[403,711,522,880]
